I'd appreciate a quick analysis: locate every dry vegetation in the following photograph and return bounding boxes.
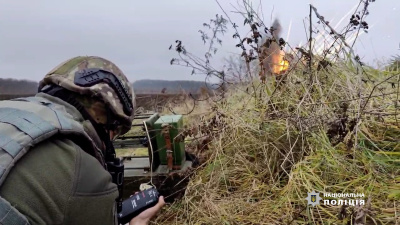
[155,67,400,224]
[148,1,400,224]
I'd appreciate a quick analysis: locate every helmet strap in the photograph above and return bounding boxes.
[103,107,125,213]
[40,85,103,158]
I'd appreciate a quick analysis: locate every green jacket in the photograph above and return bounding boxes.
[0,93,119,225]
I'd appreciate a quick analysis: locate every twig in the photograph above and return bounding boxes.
[215,0,258,100]
[360,73,400,114]
[310,5,356,60]
[309,4,313,84]
[396,74,400,125]
[349,109,400,116]
[350,0,369,49]
[303,91,399,106]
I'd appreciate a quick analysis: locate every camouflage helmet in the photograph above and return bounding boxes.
[38,56,136,135]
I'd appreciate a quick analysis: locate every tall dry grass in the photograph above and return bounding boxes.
[152,58,400,224]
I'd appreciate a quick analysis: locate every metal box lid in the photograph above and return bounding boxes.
[154,115,182,124]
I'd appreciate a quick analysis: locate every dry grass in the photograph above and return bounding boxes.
[151,59,400,224]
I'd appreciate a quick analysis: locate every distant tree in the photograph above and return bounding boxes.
[224,55,257,83]
[0,78,38,95]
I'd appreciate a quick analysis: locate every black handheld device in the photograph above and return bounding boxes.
[117,188,160,224]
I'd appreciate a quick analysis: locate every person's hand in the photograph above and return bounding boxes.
[128,193,165,225]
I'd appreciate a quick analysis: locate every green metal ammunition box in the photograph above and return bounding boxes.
[154,115,185,167]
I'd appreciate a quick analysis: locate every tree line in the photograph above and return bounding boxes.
[0,78,38,95]
[0,78,216,95]
[132,79,216,94]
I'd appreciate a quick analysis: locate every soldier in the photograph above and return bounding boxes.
[0,56,165,225]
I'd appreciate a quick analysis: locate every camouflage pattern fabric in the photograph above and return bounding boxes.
[38,56,136,135]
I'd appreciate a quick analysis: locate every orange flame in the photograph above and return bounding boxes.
[272,51,289,74]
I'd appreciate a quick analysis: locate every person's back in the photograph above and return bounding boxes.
[0,56,164,225]
[0,92,119,225]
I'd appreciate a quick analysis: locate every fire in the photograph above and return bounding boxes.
[272,51,289,74]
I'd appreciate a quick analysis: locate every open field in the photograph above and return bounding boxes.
[0,93,200,113]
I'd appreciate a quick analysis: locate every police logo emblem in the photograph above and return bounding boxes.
[306,191,322,207]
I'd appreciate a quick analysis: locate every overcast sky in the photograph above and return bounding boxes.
[0,0,399,83]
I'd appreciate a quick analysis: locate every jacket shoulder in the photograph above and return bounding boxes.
[0,96,105,185]
[0,137,117,224]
